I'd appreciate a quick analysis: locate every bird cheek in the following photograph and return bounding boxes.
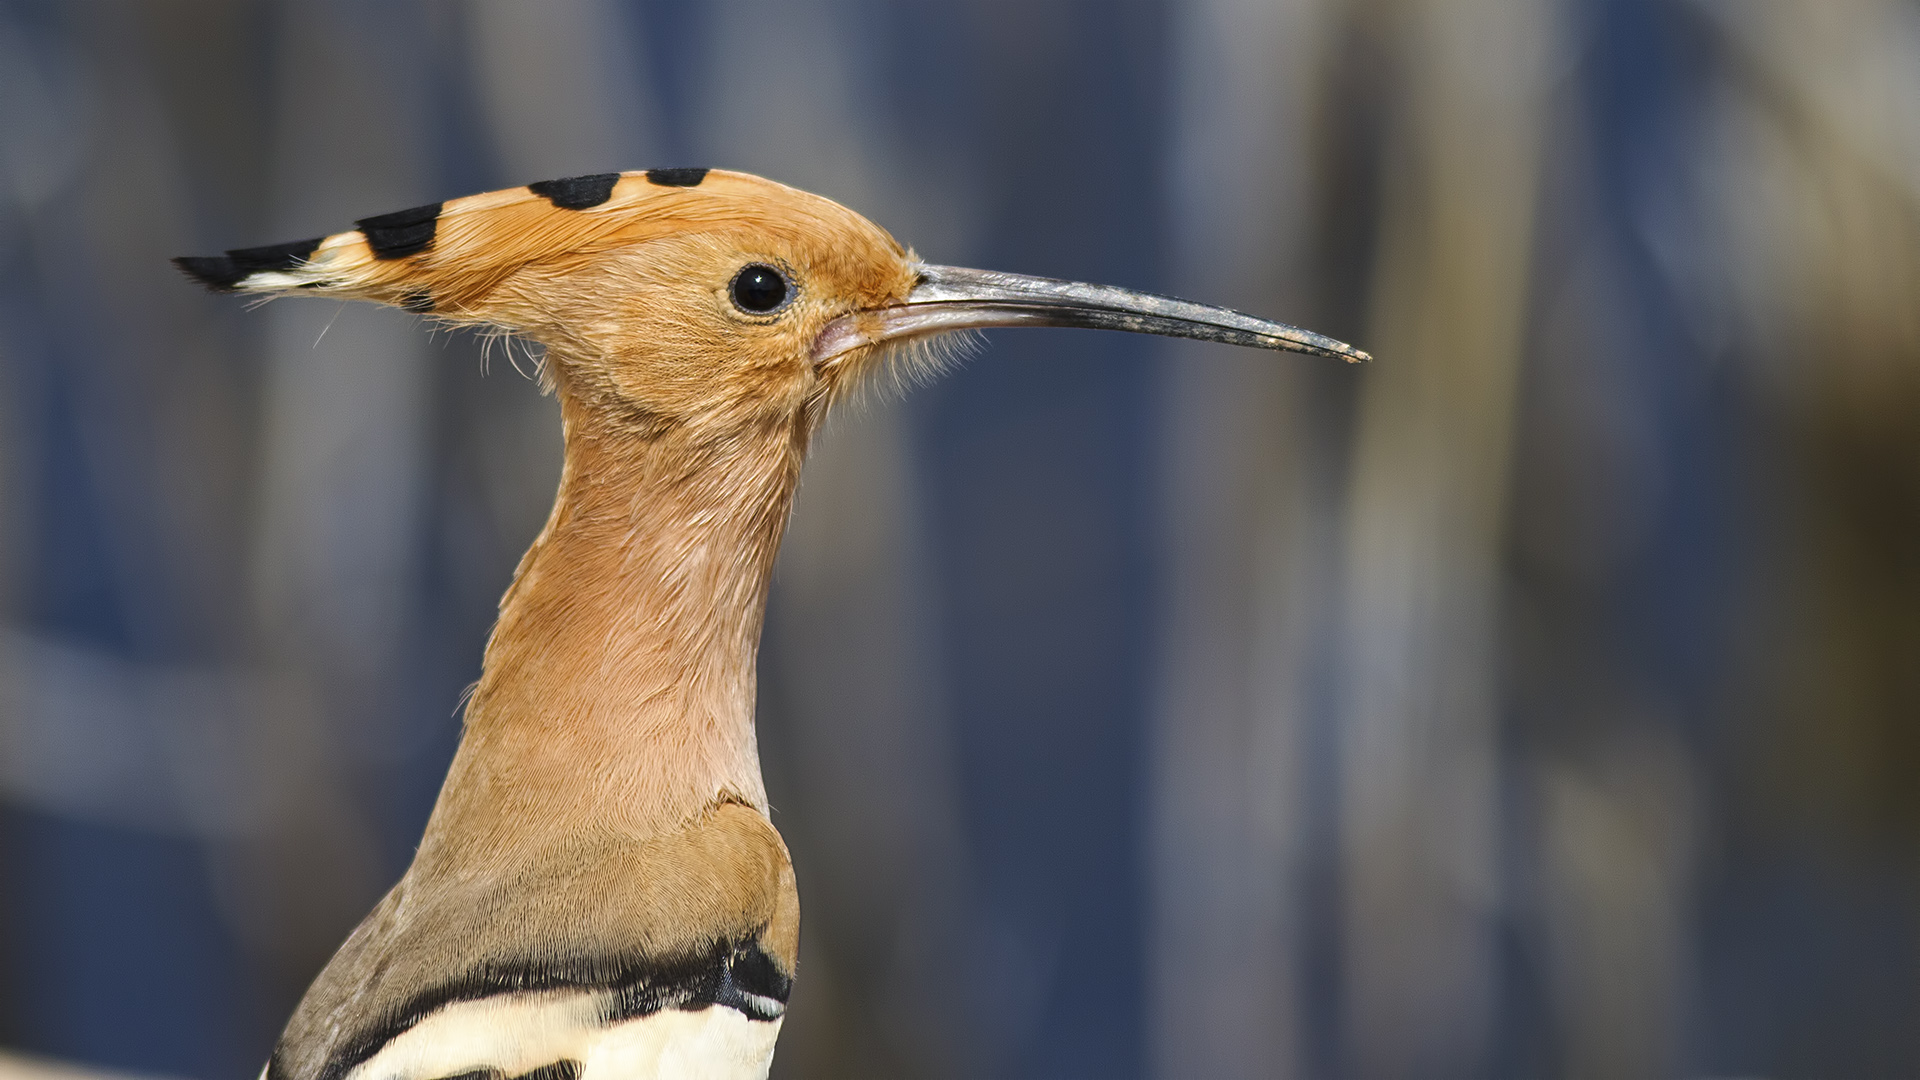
[810,347,862,393]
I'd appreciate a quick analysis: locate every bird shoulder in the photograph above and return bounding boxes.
[269,800,797,1080]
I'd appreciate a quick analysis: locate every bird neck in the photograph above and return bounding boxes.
[421,385,807,858]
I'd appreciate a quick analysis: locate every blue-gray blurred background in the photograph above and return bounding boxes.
[1,1,1917,1077]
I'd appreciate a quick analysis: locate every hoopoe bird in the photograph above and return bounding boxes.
[177,169,1366,1080]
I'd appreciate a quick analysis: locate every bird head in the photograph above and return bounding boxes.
[178,168,1366,434]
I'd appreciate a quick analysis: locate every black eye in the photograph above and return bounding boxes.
[730,263,791,314]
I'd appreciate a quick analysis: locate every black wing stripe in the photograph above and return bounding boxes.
[423,1062,578,1080]
[312,938,789,1080]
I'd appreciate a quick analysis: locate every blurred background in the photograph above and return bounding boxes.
[0,0,1916,1077]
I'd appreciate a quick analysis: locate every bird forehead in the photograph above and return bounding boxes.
[483,172,906,312]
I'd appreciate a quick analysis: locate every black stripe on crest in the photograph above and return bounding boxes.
[230,237,324,274]
[174,237,323,292]
[644,167,708,188]
[173,256,246,291]
[357,202,442,259]
[528,173,620,210]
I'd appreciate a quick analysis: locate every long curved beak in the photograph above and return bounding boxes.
[813,263,1370,365]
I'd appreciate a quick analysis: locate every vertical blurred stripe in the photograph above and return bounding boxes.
[1153,0,1335,1076]
[0,4,274,1071]
[232,0,444,1002]
[1688,0,1920,1070]
[1336,0,1555,1074]
[466,0,657,179]
[907,4,1167,1075]
[253,5,438,675]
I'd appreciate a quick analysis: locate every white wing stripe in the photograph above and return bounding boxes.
[343,994,781,1080]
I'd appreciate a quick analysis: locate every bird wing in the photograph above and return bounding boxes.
[269,801,798,1080]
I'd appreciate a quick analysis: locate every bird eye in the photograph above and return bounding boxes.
[730,263,791,314]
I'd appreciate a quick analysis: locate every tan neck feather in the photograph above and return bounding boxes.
[414,371,806,868]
